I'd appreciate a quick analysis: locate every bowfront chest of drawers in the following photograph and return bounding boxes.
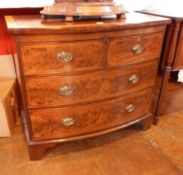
[5,13,170,160]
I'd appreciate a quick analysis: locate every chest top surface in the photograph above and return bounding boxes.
[5,12,170,35]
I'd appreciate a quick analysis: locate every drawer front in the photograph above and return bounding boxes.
[30,88,153,140]
[173,26,183,69]
[20,39,104,76]
[107,32,164,67]
[25,60,158,108]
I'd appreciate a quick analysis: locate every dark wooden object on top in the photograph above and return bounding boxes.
[55,0,113,2]
[140,6,183,123]
[40,0,126,21]
[5,12,170,160]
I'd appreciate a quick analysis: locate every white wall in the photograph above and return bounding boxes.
[116,0,183,12]
[0,55,16,78]
[0,0,53,8]
[116,0,156,11]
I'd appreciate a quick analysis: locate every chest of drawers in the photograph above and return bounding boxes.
[5,13,170,160]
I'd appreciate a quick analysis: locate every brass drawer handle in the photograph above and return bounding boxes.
[128,74,139,84]
[59,86,74,96]
[132,44,144,55]
[57,52,73,62]
[125,104,136,113]
[61,117,75,126]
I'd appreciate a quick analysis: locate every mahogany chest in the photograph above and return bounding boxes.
[5,12,170,160]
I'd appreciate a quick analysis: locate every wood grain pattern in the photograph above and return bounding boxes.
[25,60,158,108]
[21,39,104,76]
[4,13,169,160]
[173,25,183,69]
[14,26,166,43]
[30,88,153,140]
[5,13,170,35]
[107,32,164,67]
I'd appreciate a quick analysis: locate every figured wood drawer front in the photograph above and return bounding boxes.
[30,88,153,140]
[20,39,104,76]
[25,60,158,108]
[173,26,183,69]
[107,32,164,67]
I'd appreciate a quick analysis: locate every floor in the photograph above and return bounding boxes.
[0,81,183,175]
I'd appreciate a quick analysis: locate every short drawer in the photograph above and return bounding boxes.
[20,39,104,76]
[107,32,164,67]
[30,88,153,140]
[25,60,158,108]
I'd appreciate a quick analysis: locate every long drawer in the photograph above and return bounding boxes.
[107,32,164,67]
[20,39,104,76]
[25,60,158,108]
[30,88,153,140]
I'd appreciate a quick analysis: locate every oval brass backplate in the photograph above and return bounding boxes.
[132,44,144,55]
[128,74,139,84]
[57,52,73,62]
[61,117,75,126]
[125,104,136,113]
[59,86,74,96]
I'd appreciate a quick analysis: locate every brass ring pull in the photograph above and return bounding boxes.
[128,74,139,84]
[125,104,136,113]
[59,86,74,96]
[132,44,144,55]
[57,52,73,62]
[61,117,75,126]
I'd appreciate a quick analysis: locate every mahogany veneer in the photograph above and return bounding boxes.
[30,88,153,140]
[108,32,164,67]
[5,12,170,160]
[21,40,104,75]
[25,60,158,108]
